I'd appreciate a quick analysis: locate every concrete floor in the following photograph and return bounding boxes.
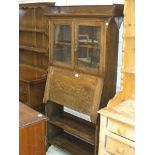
[46,145,69,155]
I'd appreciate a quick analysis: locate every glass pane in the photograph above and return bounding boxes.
[53,24,71,64]
[77,25,100,69]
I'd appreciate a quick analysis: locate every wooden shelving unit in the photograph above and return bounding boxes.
[19,2,55,114]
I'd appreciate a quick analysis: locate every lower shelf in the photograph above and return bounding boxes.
[48,132,94,155]
[48,113,95,145]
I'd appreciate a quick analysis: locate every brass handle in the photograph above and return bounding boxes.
[118,127,126,135]
[117,147,124,153]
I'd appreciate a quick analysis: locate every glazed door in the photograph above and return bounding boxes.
[50,21,74,68]
[74,21,103,74]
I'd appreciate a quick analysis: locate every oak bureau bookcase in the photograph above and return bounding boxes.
[43,5,124,155]
[19,2,55,113]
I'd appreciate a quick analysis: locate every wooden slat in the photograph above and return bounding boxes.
[20,45,47,54]
[45,5,124,17]
[20,27,46,33]
[48,114,95,145]
[49,133,94,155]
[55,41,98,49]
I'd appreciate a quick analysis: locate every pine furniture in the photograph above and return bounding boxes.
[98,100,135,155]
[43,5,123,155]
[19,102,47,155]
[19,2,55,113]
[98,0,135,154]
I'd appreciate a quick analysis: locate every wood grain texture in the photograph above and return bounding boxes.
[49,112,95,145]
[106,135,134,155]
[98,100,135,155]
[44,66,103,123]
[19,3,55,113]
[19,103,47,155]
[45,5,123,17]
[43,5,123,155]
[19,64,46,113]
[107,0,135,108]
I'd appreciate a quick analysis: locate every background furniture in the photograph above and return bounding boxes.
[43,5,123,155]
[19,102,47,155]
[19,2,55,113]
[98,100,135,155]
[98,0,135,154]
[107,0,135,108]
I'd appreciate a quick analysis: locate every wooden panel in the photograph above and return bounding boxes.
[35,33,48,49]
[19,64,46,112]
[19,121,46,155]
[29,81,46,107]
[44,67,103,122]
[45,5,123,17]
[19,81,28,93]
[122,73,135,99]
[19,103,47,155]
[20,103,47,128]
[106,136,134,155]
[123,0,135,37]
[36,7,46,29]
[19,64,46,82]
[20,50,48,69]
[20,32,48,49]
[122,38,135,70]
[19,91,28,104]
[107,118,135,141]
[20,31,35,47]
[99,100,135,126]
[19,8,34,28]
[19,2,55,9]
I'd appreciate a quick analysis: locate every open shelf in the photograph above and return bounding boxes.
[19,63,46,81]
[20,45,47,54]
[19,27,46,33]
[49,132,94,155]
[55,41,98,49]
[48,113,95,145]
